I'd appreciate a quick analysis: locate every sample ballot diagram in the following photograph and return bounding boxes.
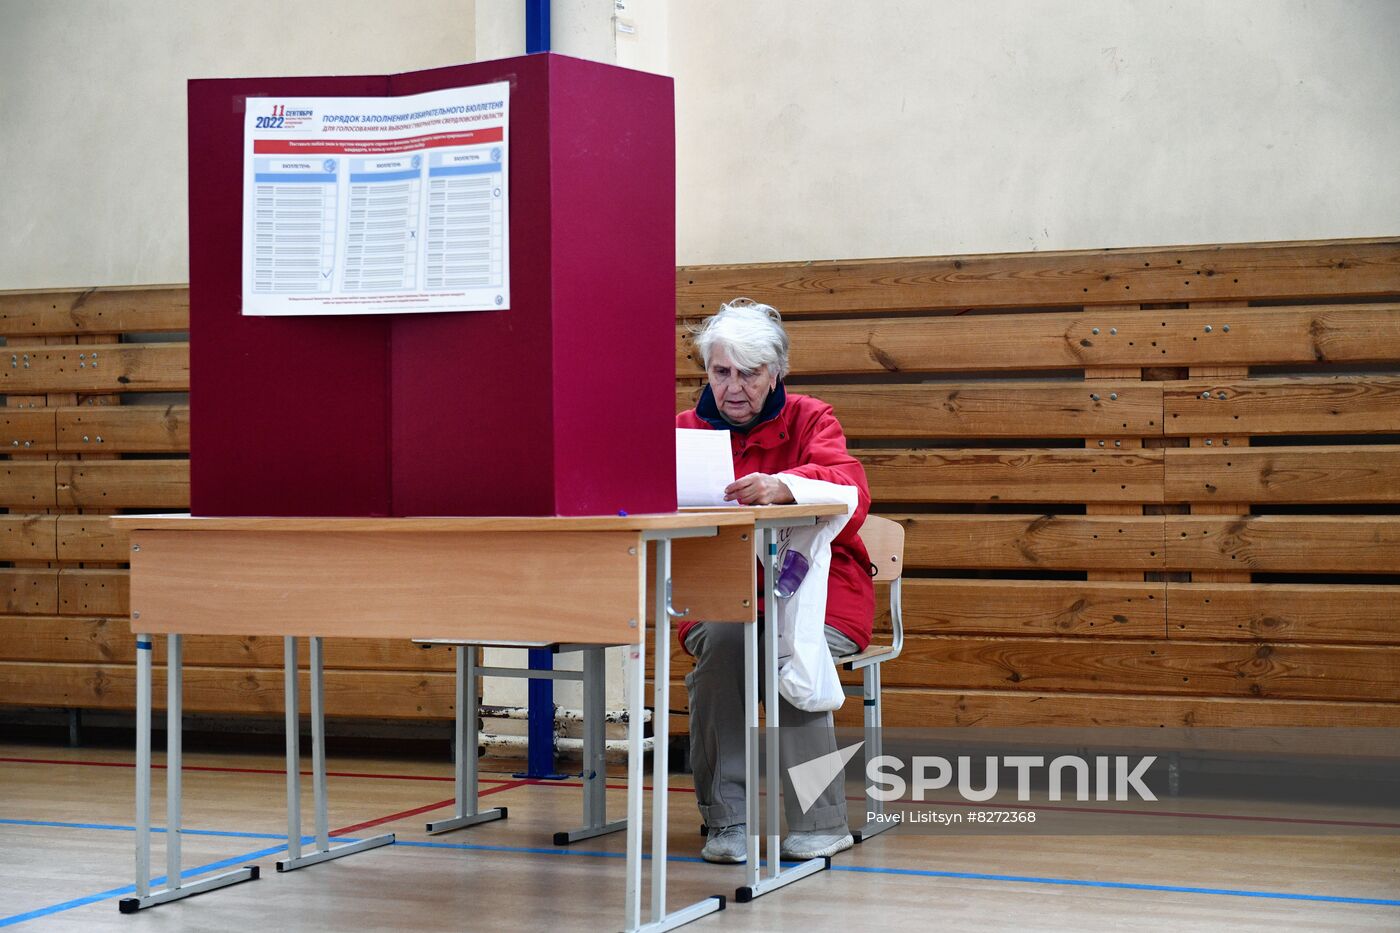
[241,83,510,317]
[343,155,422,292]
[250,159,338,294]
[426,148,504,290]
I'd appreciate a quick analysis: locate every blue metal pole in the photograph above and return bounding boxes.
[519,648,566,779]
[520,0,555,781]
[525,0,550,54]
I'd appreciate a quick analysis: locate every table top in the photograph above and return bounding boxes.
[682,503,848,521]
[110,511,757,533]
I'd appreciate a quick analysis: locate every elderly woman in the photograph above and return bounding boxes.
[677,298,874,863]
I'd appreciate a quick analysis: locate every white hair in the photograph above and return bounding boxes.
[691,298,790,379]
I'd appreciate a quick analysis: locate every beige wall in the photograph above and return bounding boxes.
[0,0,476,290]
[666,0,1400,264]
[6,1,1398,280]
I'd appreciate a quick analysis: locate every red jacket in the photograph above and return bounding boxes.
[677,384,875,651]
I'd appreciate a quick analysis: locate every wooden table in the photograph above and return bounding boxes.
[113,512,755,933]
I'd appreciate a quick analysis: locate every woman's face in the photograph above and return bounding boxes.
[707,345,777,425]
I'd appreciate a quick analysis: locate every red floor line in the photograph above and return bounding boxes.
[0,756,510,785]
[330,780,531,836]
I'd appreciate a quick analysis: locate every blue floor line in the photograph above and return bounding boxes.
[0,843,288,928]
[5,816,1399,926]
[829,864,1400,907]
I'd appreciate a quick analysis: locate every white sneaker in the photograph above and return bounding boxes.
[781,829,853,860]
[701,823,748,864]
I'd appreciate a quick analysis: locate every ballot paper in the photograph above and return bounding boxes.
[676,429,735,506]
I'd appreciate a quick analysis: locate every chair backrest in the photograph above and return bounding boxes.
[858,515,904,582]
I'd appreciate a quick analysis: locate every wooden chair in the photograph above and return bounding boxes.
[839,514,905,842]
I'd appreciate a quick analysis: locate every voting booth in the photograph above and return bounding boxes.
[187,53,677,517]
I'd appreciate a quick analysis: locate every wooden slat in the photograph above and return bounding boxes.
[677,239,1400,317]
[0,662,454,718]
[1168,582,1400,645]
[837,688,1400,729]
[0,409,56,452]
[0,343,188,394]
[888,579,1164,637]
[1167,446,1400,504]
[890,513,1164,571]
[858,448,1163,503]
[784,383,1162,438]
[0,617,457,671]
[56,515,127,562]
[0,570,59,614]
[55,405,190,453]
[57,568,129,616]
[680,305,1400,376]
[646,524,755,622]
[0,285,189,336]
[1184,303,1251,583]
[1166,515,1400,574]
[1166,374,1400,436]
[0,515,58,562]
[881,634,1400,701]
[0,462,58,509]
[55,459,190,509]
[130,528,645,643]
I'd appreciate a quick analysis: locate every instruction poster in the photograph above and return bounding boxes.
[241,83,509,316]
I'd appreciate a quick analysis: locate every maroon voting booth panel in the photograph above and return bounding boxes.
[188,54,676,517]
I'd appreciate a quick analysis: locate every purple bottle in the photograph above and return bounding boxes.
[773,549,810,598]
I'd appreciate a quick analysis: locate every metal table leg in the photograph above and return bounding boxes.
[277,636,394,871]
[120,634,258,913]
[624,534,726,933]
[555,646,625,845]
[735,524,828,904]
[428,644,507,834]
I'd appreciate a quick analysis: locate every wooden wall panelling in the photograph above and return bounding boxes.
[0,515,58,563]
[0,409,56,453]
[832,688,1400,729]
[1185,301,1252,588]
[680,304,1400,378]
[782,382,1161,438]
[1084,303,1150,588]
[1165,374,1400,436]
[887,579,1166,638]
[1167,582,1400,645]
[0,343,189,395]
[1,568,59,614]
[890,512,1164,571]
[895,514,1166,572]
[0,617,457,671]
[0,285,189,336]
[856,448,1164,503]
[0,462,58,509]
[57,568,129,616]
[55,459,190,510]
[676,239,1400,317]
[875,635,1400,702]
[0,661,455,718]
[1165,515,1400,574]
[56,515,127,561]
[55,404,190,453]
[1166,446,1400,503]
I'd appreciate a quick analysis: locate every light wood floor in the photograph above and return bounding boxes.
[2,740,1399,931]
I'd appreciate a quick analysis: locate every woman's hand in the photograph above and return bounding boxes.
[724,472,796,505]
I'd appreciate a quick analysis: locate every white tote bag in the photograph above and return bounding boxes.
[771,474,858,712]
